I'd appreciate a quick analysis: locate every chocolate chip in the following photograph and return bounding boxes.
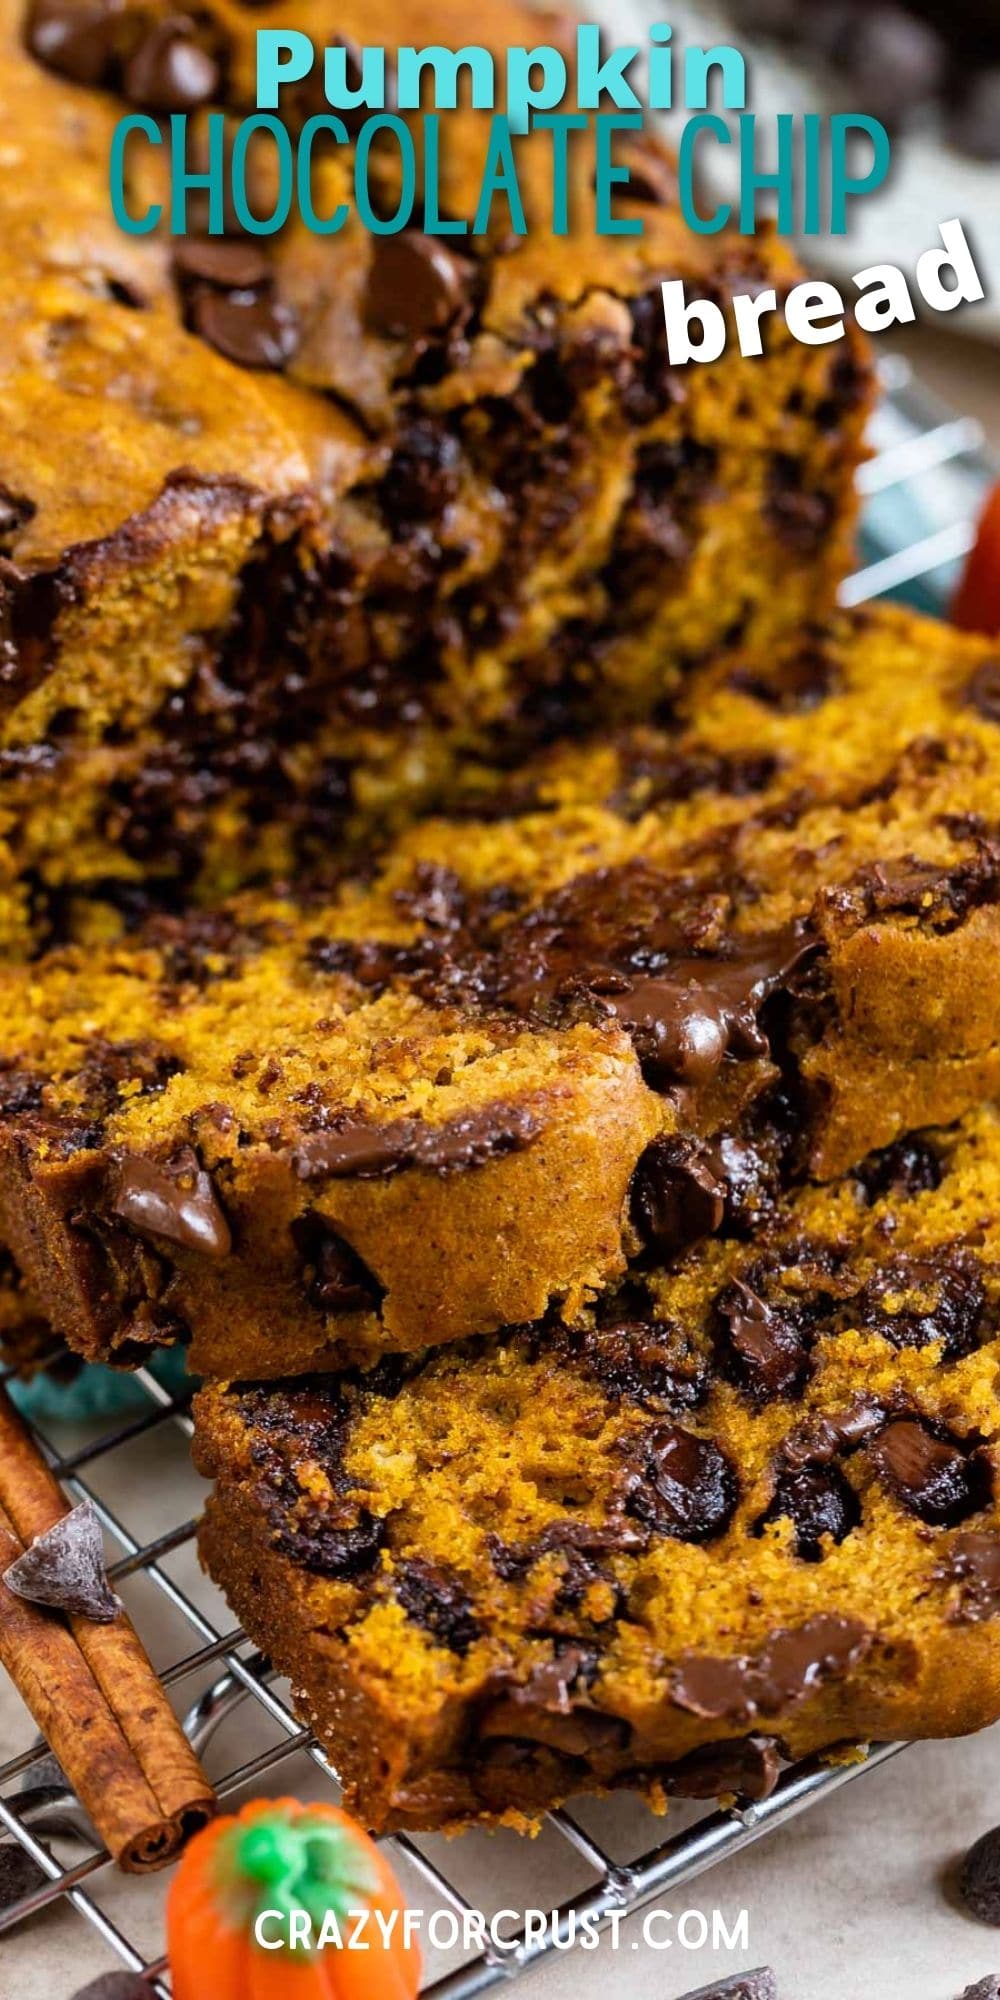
[573,1314,709,1413]
[69,1977,157,2000]
[381,422,463,525]
[853,1135,942,1204]
[870,1418,990,1527]
[288,1104,539,1180]
[958,1980,1000,2000]
[766,458,834,555]
[290,1213,382,1314]
[730,641,839,712]
[0,1840,47,1916]
[935,1533,1000,1624]
[622,1422,738,1543]
[3,1501,119,1622]
[25,0,122,85]
[670,1614,871,1723]
[189,288,300,371]
[172,237,272,291]
[714,1280,811,1404]
[962,1827,1000,1925]
[757,1462,860,1562]
[966,660,1000,724]
[856,1255,986,1361]
[394,1558,480,1655]
[111,1146,232,1259]
[666,1733,781,1805]
[123,15,220,111]
[364,233,470,342]
[478,1645,628,1760]
[629,1135,726,1259]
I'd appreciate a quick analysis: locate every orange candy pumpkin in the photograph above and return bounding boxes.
[166,1797,422,2000]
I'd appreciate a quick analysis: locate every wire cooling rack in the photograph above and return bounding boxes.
[0,351,995,1999]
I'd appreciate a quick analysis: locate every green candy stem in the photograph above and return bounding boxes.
[217,1808,382,1950]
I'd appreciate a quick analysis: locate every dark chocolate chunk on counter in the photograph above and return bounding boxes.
[963,1827,1000,1926]
[3,1500,119,1622]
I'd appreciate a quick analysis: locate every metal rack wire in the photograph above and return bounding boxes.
[0,353,994,1998]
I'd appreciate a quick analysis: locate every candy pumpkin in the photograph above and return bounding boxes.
[166,1797,421,2000]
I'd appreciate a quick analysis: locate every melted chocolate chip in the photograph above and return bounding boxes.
[715,1279,814,1405]
[629,1134,726,1259]
[394,1558,480,1655]
[290,1212,382,1314]
[852,1134,942,1204]
[757,1462,860,1562]
[670,1614,871,1724]
[478,1644,628,1760]
[766,456,834,554]
[870,1418,990,1527]
[965,660,1000,725]
[123,15,221,110]
[3,1501,119,1622]
[189,288,300,371]
[0,487,36,559]
[288,1104,539,1180]
[855,1255,986,1360]
[666,1733,782,1804]
[935,1532,1000,1623]
[621,1422,738,1543]
[364,234,471,342]
[112,1147,232,1259]
[571,1316,709,1413]
[961,1825,1000,1926]
[778,1396,885,1469]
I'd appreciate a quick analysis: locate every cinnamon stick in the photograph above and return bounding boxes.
[0,1388,215,1871]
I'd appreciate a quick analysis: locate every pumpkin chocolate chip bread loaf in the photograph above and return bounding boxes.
[0,0,872,952]
[0,603,997,1379]
[194,1103,1000,1832]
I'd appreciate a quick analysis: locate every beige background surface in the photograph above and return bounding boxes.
[3,323,1000,2000]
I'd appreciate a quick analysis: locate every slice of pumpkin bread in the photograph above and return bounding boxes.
[195,1102,1000,1832]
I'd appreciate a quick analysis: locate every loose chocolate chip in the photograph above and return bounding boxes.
[870,1418,990,1527]
[962,1827,1000,1925]
[622,1422,738,1543]
[856,1256,986,1361]
[966,660,1000,724]
[0,1840,47,1915]
[714,1280,811,1405]
[3,1501,119,1622]
[958,1980,1000,2000]
[394,1557,480,1655]
[112,1146,232,1259]
[290,1213,382,1314]
[853,1134,942,1204]
[123,15,220,111]
[364,233,470,342]
[757,1462,860,1562]
[629,1134,726,1259]
[189,288,300,371]
[172,237,272,291]
[69,1977,157,2000]
[25,0,121,85]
